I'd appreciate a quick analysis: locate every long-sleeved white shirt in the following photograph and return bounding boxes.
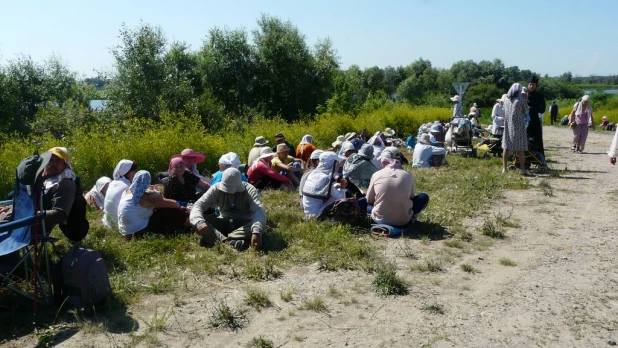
[609,128,618,159]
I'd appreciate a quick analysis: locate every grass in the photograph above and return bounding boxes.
[538,180,554,197]
[300,296,328,313]
[443,239,465,249]
[138,306,173,333]
[244,287,272,311]
[460,263,479,274]
[410,260,444,273]
[280,289,295,302]
[480,219,506,239]
[421,303,445,315]
[499,258,517,267]
[247,336,275,348]
[209,299,248,331]
[371,263,409,296]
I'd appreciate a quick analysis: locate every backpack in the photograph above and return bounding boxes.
[59,178,89,242]
[318,197,367,226]
[61,244,111,308]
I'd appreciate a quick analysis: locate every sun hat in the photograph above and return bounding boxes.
[603,116,608,120]
[319,151,345,165]
[310,149,324,160]
[429,124,444,133]
[220,168,245,194]
[258,147,276,160]
[384,128,396,137]
[276,144,290,153]
[351,138,364,150]
[274,133,285,140]
[582,95,590,101]
[181,149,206,164]
[48,147,71,162]
[359,143,375,160]
[418,133,438,146]
[253,136,269,146]
[332,135,345,148]
[345,132,358,141]
[340,141,355,154]
[378,146,401,160]
[450,95,461,102]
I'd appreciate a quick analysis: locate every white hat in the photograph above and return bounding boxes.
[258,147,276,160]
[378,146,401,160]
[582,95,590,101]
[253,136,269,146]
[219,152,241,169]
[384,128,395,137]
[310,149,324,160]
[340,141,355,153]
[345,132,358,141]
[220,168,245,194]
[450,95,461,102]
[332,135,345,148]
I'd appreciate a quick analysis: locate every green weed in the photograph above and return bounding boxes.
[280,289,295,302]
[538,180,554,196]
[244,287,272,311]
[499,258,517,267]
[301,296,328,313]
[421,303,445,315]
[209,299,248,331]
[460,263,479,274]
[246,336,275,348]
[410,260,443,273]
[371,263,409,296]
[444,239,464,249]
[480,219,506,239]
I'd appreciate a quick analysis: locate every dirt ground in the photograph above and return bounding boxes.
[9,125,618,348]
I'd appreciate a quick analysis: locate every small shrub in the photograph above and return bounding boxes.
[244,288,272,311]
[538,180,554,196]
[327,285,342,298]
[280,289,295,302]
[421,303,445,315]
[301,296,328,313]
[371,263,409,296]
[410,260,443,273]
[444,239,464,249]
[460,263,479,274]
[138,307,172,333]
[499,258,517,267]
[246,336,275,348]
[209,299,247,331]
[480,219,505,239]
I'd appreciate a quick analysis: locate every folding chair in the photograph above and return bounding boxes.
[0,152,55,313]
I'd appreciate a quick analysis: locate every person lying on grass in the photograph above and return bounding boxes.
[366,147,429,228]
[247,147,294,191]
[190,168,266,251]
[118,170,190,239]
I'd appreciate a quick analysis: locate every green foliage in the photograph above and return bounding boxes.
[244,288,272,311]
[246,336,275,348]
[209,299,248,331]
[371,263,409,296]
[465,84,503,108]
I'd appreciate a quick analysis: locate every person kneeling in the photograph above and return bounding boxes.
[367,147,429,228]
[190,168,266,251]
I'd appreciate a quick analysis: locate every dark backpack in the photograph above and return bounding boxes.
[61,244,111,308]
[59,178,89,242]
[318,197,367,226]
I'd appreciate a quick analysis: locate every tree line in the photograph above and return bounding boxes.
[0,14,615,138]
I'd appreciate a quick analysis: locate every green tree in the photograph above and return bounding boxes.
[465,84,503,108]
[396,76,423,104]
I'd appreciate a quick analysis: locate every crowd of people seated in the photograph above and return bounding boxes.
[3,127,448,252]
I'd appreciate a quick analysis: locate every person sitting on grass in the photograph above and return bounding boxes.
[162,157,210,204]
[330,135,346,153]
[295,134,317,163]
[271,144,304,187]
[271,133,295,155]
[367,147,429,228]
[180,149,209,181]
[343,143,378,189]
[247,147,294,190]
[84,176,112,210]
[118,170,190,239]
[190,168,266,250]
[412,134,447,169]
[248,136,269,167]
[210,152,247,186]
[300,151,348,219]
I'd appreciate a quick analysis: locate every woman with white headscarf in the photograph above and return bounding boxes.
[569,95,595,153]
[300,151,347,218]
[210,152,248,186]
[367,131,386,168]
[491,95,506,136]
[118,170,190,238]
[295,134,316,163]
[502,83,529,175]
[84,176,112,210]
[103,159,140,229]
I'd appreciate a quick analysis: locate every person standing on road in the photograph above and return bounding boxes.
[502,83,529,175]
[608,124,618,165]
[549,101,559,125]
[451,95,462,118]
[527,76,546,157]
[570,95,595,153]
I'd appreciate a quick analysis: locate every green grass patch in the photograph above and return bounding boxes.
[421,303,445,315]
[410,260,443,273]
[209,299,248,331]
[300,296,328,313]
[499,258,517,267]
[460,263,479,274]
[371,263,409,296]
[538,180,554,197]
[246,336,275,348]
[480,219,506,239]
[244,287,272,311]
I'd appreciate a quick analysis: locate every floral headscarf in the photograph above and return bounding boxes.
[129,170,151,205]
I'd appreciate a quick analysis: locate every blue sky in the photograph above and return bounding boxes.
[0,0,615,78]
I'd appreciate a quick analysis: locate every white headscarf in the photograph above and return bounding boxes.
[299,134,313,155]
[507,83,523,100]
[301,152,340,199]
[113,159,134,180]
[575,95,593,117]
[219,152,241,169]
[88,176,112,209]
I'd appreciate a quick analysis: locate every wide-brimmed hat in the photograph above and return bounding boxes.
[276,144,290,153]
[220,168,245,194]
[418,133,437,146]
[181,149,206,164]
[359,143,375,160]
[258,147,276,160]
[340,141,356,154]
[450,95,461,102]
[383,128,396,137]
[345,132,358,141]
[378,146,401,160]
[274,133,286,140]
[429,124,443,134]
[253,136,268,146]
[332,135,345,148]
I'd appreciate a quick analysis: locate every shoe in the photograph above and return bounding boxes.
[501,168,507,174]
[199,236,213,248]
[226,239,248,251]
[520,170,532,177]
[571,145,576,152]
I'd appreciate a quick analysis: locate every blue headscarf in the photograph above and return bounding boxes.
[129,170,151,205]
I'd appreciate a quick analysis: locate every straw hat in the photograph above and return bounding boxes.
[253,136,269,146]
[276,144,290,153]
[258,147,276,160]
[384,128,396,137]
[332,135,345,148]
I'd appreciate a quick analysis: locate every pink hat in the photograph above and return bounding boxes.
[181,149,206,164]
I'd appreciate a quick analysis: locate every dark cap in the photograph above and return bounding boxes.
[274,133,285,140]
[528,75,539,84]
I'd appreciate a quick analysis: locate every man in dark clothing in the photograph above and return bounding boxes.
[549,101,559,125]
[527,76,546,157]
[271,133,295,156]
